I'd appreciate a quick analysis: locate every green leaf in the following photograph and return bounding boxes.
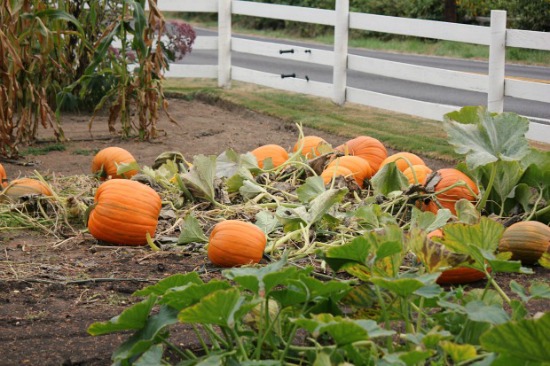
[371,162,409,196]
[160,281,232,311]
[540,252,550,269]
[439,217,505,255]
[177,214,208,244]
[113,306,179,361]
[178,288,249,327]
[322,236,372,272]
[399,350,434,366]
[255,210,279,235]
[296,176,326,203]
[293,313,394,346]
[444,107,530,169]
[410,207,452,232]
[375,241,402,262]
[217,149,259,178]
[480,312,550,363]
[226,167,255,193]
[133,344,164,366]
[223,255,301,296]
[464,300,509,325]
[133,273,203,297]
[181,155,217,203]
[88,296,156,335]
[371,277,424,298]
[353,204,398,229]
[511,280,550,302]
[239,179,267,200]
[440,341,477,363]
[306,187,348,225]
[455,199,481,224]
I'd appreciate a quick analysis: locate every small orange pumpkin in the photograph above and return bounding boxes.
[499,221,550,265]
[0,163,8,188]
[208,220,267,267]
[251,144,289,169]
[320,165,355,186]
[335,136,387,173]
[326,156,373,188]
[91,147,138,180]
[293,136,330,159]
[423,168,479,215]
[379,152,426,173]
[403,165,433,185]
[88,179,162,246]
[2,178,53,197]
[427,229,488,285]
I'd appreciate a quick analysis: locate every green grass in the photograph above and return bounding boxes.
[164,79,459,162]
[21,143,66,156]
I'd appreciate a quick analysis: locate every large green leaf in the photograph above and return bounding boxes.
[178,288,251,327]
[112,305,179,361]
[88,296,156,335]
[371,162,409,196]
[293,313,394,346]
[443,107,530,169]
[322,236,372,272]
[439,341,477,363]
[160,281,232,311]
[439,217,505,254]
[177,214,208,244]
[181,155,217,203]
[480,313,550,363]
[305,187,348,225]
[223,255,301,296]
[216,149,259,178]
[296,176,326,203]
[353,203,398,229]
[370,277,425,298]
[133,273,203,297]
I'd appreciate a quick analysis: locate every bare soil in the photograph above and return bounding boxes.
[0,98,548,366]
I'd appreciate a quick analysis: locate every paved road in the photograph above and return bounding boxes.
[179,29,550,123]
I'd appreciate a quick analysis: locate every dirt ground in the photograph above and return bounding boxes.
[0,98,548,365]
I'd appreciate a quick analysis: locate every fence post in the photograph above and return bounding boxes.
[487,10,506,113]
[218,0,232,88]
[333,0,349,105]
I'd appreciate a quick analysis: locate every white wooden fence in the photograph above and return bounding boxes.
[156,0,550,144]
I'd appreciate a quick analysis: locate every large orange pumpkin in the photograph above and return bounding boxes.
[379,152,426,173]
[2,178,53,197]
[0,164,7,188]
[427,229,488,285]
[88,179,162,246]
[499,221,550,265]
[403,165,433,185]
[335,136,387,173]
[325,156,373,188]
[208,220,266,267]
[293,136,330,159]
[423,168,479,215]
[91,147,138,180]
[320,165,354,186]
[251,144,289,169]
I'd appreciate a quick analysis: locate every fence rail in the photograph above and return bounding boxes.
[156,0,550,144]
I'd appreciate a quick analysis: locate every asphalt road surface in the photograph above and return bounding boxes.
[179,29,550,124]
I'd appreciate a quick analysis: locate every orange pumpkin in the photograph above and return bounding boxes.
[379,152,426,173]
[91,147,138,180]
[293,136,330,159]
[427,229,488,285]
[88,179,162,246]
[320,165,354,186]
[208,220,266,267]
[326,156,373,188]
[0,163,7,188]
[403,165,433,185]
[251,144,289,169]
[335,136,387,173]
[2,178,53,197]
[499,221,550,265]
[423,168,479,215]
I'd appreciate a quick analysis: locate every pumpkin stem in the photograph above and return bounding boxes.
[146,232,160,252]
[476,163,496,212]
